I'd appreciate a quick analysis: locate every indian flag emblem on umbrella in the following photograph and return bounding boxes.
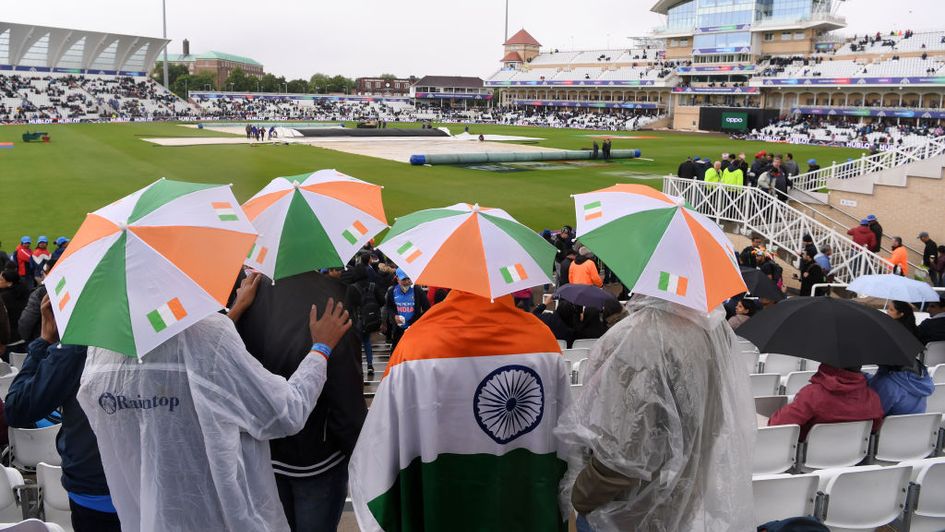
[247,243,269,266]
[396,241,422,264]
[658,271,688,296]
[147,298,188,332]
[55,278,71,311]
[500,263,528,284]
[583,201,603,221]
[342,220,369,245]
[212,202,239,221]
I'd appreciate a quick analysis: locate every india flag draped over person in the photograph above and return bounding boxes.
[349,291,571,531]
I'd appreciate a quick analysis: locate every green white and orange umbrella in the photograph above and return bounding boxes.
[241,170,388,280]
[44,178,257,357]
[378,203,555,300]
[573,184,746,313]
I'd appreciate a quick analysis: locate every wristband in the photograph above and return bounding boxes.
[310,342,332,360]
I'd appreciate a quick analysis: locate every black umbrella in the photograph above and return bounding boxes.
[740,266,785,302]
[554,284,617,310]
[737,297,923,368]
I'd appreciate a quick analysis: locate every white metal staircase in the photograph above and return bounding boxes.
[663,176,893,283]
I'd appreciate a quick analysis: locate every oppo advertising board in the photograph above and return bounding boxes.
[721,112,748,131]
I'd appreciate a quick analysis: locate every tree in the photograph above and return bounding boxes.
[171,72,217,99]
[309,73,330,93]
[379,73,398,82]
[327,75,356,94]
[287,78,309,94]
[223,68,254,91]
[151,63,189,86]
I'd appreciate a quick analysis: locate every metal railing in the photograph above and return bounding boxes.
[792,136,945,193]
[663,176,893,283]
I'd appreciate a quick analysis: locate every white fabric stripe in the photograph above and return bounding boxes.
[297,187,387,265]
[156,304,177,327]
[133,186,256,235]
[242,191,294,279]
[574,190,677,237]
[272,451,343,471]
[634,210,708,309]
[479,215,550,298]
[377,212,467,280]
[666,274,680,294]
[244,177,294,205]
[273,454,346,477]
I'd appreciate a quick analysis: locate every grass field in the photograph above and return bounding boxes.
[0,121,865,248]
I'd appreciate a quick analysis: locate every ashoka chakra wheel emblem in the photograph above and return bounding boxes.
[473,364,544,444]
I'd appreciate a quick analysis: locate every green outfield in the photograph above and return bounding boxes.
[0,121,864,248]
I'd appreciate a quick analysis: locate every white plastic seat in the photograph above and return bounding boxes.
[753,424,799,475]
[927,384,945,415]
[783,371,816,396]
[761,353,803,375]
[926,341,945,366]
[8,353,27,371]
[8,426,61,470]
[0,520,67,532]
[800,420,872,470]
[743,352,760,374]
[899,457,945,532]
[36,463,71,532]
[573,358,590,385]
[571,339,597,350]
[562,348,590,366]
[0,374,17,401]
[817,465,912,531]
[861,365,879,376]
[874,413,940,463]
[751,473,819,525]
[930,364,945,385]
[802,359,821,372]
[754,395,787,418]
[0,363,13,377]
[556,339,567,351]
[750,373,781,397]
[0,467,24,523]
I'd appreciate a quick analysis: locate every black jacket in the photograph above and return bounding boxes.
[918,315,945,345]
[869,222,884,253]
[922,239,938,268]
[0,284,29,344]
[385,285,430,329]
[17,285,45,344]
[677,160,696,179]
[5,340,110,496]
[236,272,367,477]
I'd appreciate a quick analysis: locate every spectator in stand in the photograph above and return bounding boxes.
[848,219,878,251]
[5,295,121,531]
[385,269,430,350]
[890,236,909,276]
[866,215,883,253]
[0,299,8,354]
[554,226,575,264]
[51,237,69,262]
[769,364,885,439]
[17,258,56,344]
[693,157,709,180]
[736,153,749,178]
[721,156,744,187]
[917,295,945,344]
[782,153,799,176]
[569,247,603,288]
[888,300,920,338]
[346,254,384,376]
[740,236,765,268]
[814,246,833,276]
[799,249,826,296]
[918,232,939,283]
[704,161,723,184]
[31,236,51,283]
[771,158,792,202]
[727,298,756,330]
[933,245,945,287]
[14,237,33,290]
[749,151,768,187]
[807,159,820,173]
[558,248,578,288]
[534,294,578,348]
[677,156,696,179]
[801,234,817,260]
[0,270,29,353]
[574,306,608,343]
[868,360,934,416]
[756,251,783,292]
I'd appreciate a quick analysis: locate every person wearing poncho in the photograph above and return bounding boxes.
[349,290,572,532]
[555,295,755,531]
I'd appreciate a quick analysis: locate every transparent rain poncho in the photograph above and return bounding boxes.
[77,313,327,532]
[555,295,755,531]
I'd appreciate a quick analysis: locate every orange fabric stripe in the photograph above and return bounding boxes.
[596,184,674,204]
[54,214,120,268]
[585,211,603,221]
[129,226,254,305]
[514,263,528,280]
[676,276,689,297]
[256,247,268,264]
[681,210,746,311]
[405,249,422,264]
[242,189,292,221]
[384,291,562,377]
[415,214,491,298]
[58,292,71,311]
[211,201,231,209]
[352,220,368,234]
[301,181,387,224]
[167,297,188,320]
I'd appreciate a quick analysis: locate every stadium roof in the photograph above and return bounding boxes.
[166,50,262,67]
[650,0,684,15]
[501,51,524,62]
[0,20,168,73]
[504,29,541,47]
[414,75,484,88]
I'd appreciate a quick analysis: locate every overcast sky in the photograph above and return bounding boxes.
[3,0,938,80]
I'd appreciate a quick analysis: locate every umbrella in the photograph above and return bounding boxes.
[378,203,555,300]
[241,169,387,280]
[554,284,617,309]
[45,178,257,358]
[740,266,786,302]
[573,184,746,313]
[847,274,940,303]
[737,297,923,367]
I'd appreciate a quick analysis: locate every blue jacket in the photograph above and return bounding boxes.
[867,366,935,416]
[5,339,111,496]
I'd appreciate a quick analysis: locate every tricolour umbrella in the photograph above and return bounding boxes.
[45,178,257,357]
[378,203,555,300]
[737,297,923,367]
[241,169,387,280]
[554,284,617,309]
[573,184,746,313]
[848,274,940,303]
[741,266,786,302]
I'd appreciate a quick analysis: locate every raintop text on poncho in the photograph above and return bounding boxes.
[554,295,756,531]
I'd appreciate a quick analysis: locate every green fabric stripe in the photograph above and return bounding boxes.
[62,232,137,357]
[217,214,239,222]
[342,230,358,245]
[396,241,414,255]
[128,180,218,223]
[146,309,167,332]
[584,200,602,211]
[367,449,567,532]
[55,277,66,295]
[579,207,678,291]
[273,189,342,280]
[500,267,514,283]
[481,213,556,277]
[247,244,256,259]
[658,271,670,291]
[383,208,467,242]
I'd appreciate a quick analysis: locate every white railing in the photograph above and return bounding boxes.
[663,176,893,283]
[792,136,945,193]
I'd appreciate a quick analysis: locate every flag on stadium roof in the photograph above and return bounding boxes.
[241,169,388,280]
[44,178,257,358]
[573,184,746,313]
[378,203,555,300]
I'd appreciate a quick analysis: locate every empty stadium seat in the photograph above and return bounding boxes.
[800,420,872,471]
[751,473,819,526]
[761,354,803,375]
[874,413,940,463]
[8,353,27,371]
[925,342,945,367]
[784,371,816,396]
[556,339,567,351]
[0,374,18,401]
[573,358,590,385]
[36,464,71,532]
[0,363,13,377]
[571,339,597,350]
[803,359,821,373]
[755,395,788,418]
[8,426,61,470]
[562,348,590,366]
[899,457,945,532]
[927,384,945,415]
[743,352,760,374]
[753,424,800,475]
[0,467,24,523]
[817,465,912,531]
[0,521,66,532]
[750,373,781,397]
[930,365,945,385]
